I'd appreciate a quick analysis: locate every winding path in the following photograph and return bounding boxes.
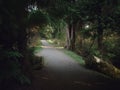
[19,40,120,90]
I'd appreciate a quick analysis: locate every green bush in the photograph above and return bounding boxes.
[102,38,120,68]
[0,48,31,88]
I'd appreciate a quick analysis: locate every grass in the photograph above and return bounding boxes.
[63,49,85,65]
[31,39,43,54]
[28,46,42,54]
[34,46,42,53]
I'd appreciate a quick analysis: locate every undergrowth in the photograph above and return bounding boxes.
[63,49,85,65]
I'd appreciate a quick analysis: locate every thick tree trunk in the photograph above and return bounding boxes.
[71,23,76,50]
[97,22,103,50]
[65,25,70,49]
[17,10,28,53]
[96,5,104,51]
[16,10,33,78]
[17,29,27,53]
[65,23,76,51]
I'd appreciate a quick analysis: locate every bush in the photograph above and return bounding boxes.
[0,48,31,89]
[103,38,120,68]
[27,47,44,69]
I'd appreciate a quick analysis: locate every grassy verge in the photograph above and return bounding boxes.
[28,43,42,54]
[33,46,42,54]
[30,38,43,54]
[63,49,85,65]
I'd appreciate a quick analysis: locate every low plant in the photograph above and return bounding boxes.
[0,49,31,89]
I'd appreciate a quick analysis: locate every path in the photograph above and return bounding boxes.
[19,40,120,90]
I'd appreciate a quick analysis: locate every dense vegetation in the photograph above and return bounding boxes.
[0,0,120,89]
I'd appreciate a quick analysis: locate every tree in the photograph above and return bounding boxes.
[0,0,40,88]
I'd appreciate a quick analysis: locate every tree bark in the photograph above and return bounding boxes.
[71,23,76,50]
[96,4,104,51]
[65,23,76,51]
[97,20,103,50]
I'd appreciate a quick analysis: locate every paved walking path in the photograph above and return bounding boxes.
[18,40,120,90]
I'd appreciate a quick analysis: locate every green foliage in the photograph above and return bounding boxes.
[103,38,120,60]
[28,10,50,27]
[16,74,31,85]
[5,51,23,58]
[0,49,31,86]
[51,19,66,39]
[29,46,42,54]
[0,0,36,88]
[39,25,54,39]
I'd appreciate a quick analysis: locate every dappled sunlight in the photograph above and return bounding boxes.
[55,46,64,49]
[41,39,64,49]
[41,45,64,49]
[47,39,54,43]
[41,45,54,49]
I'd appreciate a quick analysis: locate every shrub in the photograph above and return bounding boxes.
[0,48,31,89]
